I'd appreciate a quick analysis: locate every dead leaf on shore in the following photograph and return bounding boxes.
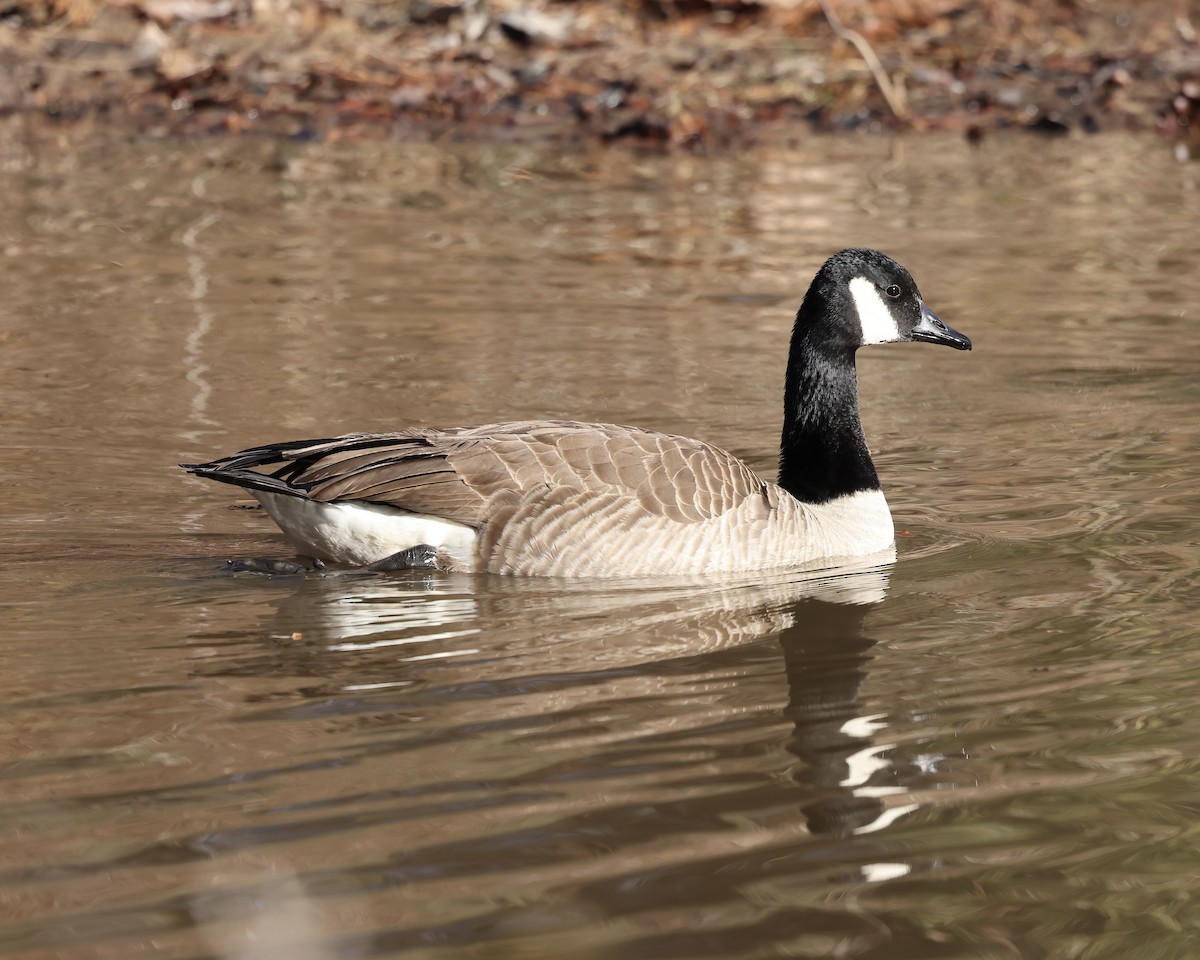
[141,0,235,24]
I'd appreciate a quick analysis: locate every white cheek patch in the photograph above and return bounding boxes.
[849,276,901,345]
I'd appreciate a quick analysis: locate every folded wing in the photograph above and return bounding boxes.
[186,420,778,528]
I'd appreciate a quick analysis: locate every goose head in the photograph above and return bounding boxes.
[803,248,972,353]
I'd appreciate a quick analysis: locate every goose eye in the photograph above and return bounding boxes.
[885,284,901,299]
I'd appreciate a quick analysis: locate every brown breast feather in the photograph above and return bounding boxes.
[274,421,775,528]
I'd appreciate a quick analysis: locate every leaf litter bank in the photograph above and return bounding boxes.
[3,0,1199,151]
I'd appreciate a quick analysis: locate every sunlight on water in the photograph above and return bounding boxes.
[0,124,1199,959]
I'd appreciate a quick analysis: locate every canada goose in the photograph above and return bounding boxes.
[183,248,970,577]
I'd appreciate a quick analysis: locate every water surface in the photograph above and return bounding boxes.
[1,125,1198,959]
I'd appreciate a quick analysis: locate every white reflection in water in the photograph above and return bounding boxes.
[328,627,481,653]
[181,210,221,434]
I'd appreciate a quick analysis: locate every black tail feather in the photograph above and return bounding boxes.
[182,433,440,501]
[181,460,309,499]
[181,439,344,498]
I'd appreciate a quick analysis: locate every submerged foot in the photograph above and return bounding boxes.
[365,544,442,572]
[225,557,326,575]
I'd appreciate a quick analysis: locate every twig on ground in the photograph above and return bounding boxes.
[819,0,909,121]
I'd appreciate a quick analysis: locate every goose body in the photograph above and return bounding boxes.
[184,249,970,577]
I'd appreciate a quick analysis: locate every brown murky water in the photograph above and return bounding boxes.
[2,123,1199,959]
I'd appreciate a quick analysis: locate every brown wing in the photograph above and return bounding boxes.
[191,421,776,527]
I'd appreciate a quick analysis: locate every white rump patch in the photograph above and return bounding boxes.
[253,491,477,569]
[849,276,901,345]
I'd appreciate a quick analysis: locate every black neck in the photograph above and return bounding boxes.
[777,305,879,505]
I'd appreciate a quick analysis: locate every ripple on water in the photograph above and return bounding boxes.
[2,131,1200,959]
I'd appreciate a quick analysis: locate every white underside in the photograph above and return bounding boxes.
[250,486,893,577]
[253,491,478,568]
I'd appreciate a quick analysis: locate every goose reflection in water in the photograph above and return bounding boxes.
[179,557,961,956]
[779,597,917,845]
[214,552,935,840]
